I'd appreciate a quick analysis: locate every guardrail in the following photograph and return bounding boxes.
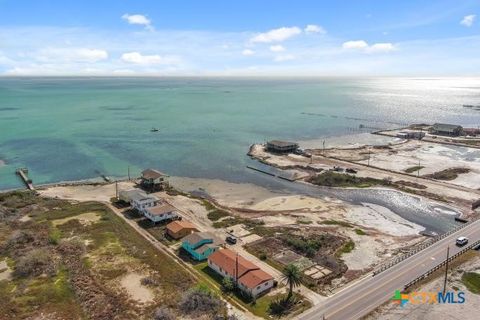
[404,239,480,290]
[373,216,480,276]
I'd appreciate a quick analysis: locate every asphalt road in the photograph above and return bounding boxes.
[298,220,480,320]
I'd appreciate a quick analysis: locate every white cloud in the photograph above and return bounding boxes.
[367,43,396,53]
[121,52,179,65]
[274,54,295,62]
[304,24,326,34]
[342,40,369,49]
[250,27,301,43]
[342,40,396,53]
[242,49,255,56]
[2,25,479,76]
[122,14,153,30]
[460,14,476,27]
[37,48,108,62]
[269,45,285,52]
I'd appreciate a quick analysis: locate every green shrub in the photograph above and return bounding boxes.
[462,272,480,294]
[48,228,62,245]
[207,210,230,221]
[354,229,366,235]
[221,277,234,293]
[336,240,355,256]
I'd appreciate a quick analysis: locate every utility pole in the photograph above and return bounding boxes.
[115,181,118,199]
[128,166,131,181]
[323,140,326,155]
[443,246,450,295]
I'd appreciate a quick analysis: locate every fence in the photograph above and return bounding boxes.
[404,239,480,290]
[373,216,480,276]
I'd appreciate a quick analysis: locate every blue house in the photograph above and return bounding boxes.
[181,232,224,261]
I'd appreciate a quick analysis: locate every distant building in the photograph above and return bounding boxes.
[144,202,179,223]
[140,168,168,191]
[181,232,224,261]
[266,140,299,154]
[396,131,426,140]
[430,123,463,136]
[208,248,274,297]
[166,220,199,239]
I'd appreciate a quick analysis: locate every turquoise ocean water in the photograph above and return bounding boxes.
[1,77,480,191]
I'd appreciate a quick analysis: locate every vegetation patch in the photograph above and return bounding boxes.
[424,167,470,180]
[462,272,480,294]
[0,190,197,319]
[336,240,355,257]
[308,171,389,188]
[207,209,230,221]
[354,229,366,235]
[321,219,353,228]
[404,165,425,173]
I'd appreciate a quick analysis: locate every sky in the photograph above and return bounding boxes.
[0,0,479,76]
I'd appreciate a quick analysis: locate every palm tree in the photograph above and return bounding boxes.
[282,263,302,303]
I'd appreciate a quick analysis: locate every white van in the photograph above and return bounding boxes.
[456,236,469,246]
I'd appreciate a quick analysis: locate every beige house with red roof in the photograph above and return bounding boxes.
[208,248,274,297]
[166,220,198,239]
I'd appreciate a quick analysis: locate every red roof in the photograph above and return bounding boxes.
[166,220,197,234]
[240,269,274,289]
[208,248,273,289]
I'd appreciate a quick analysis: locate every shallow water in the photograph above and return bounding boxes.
[1,77,478,232]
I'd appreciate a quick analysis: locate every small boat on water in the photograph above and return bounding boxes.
[151,128,159,132]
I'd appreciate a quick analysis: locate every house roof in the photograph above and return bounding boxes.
[267,140,299,148]
[432,123,463,132]
[145,203,177,216]
[208,248,273,289]
[240,269,274,289]
[183,232,223,246]
[194,243,219,255]
[119,189,157,202]
[142,168,168,180]
[166,220,198,234]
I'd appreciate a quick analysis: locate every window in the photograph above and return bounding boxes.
[257,286,261,290]
[264,282,268,286]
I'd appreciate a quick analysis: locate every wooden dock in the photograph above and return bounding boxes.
[15,168,35,191]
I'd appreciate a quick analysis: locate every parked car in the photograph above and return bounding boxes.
[346,168,357,174]
[333,166,344,172]
[456,236,469,246]
[226,235,237,244]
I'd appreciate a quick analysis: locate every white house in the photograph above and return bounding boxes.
[119,189,158,213]
[144,203,179,223]
[208,248,274,297]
